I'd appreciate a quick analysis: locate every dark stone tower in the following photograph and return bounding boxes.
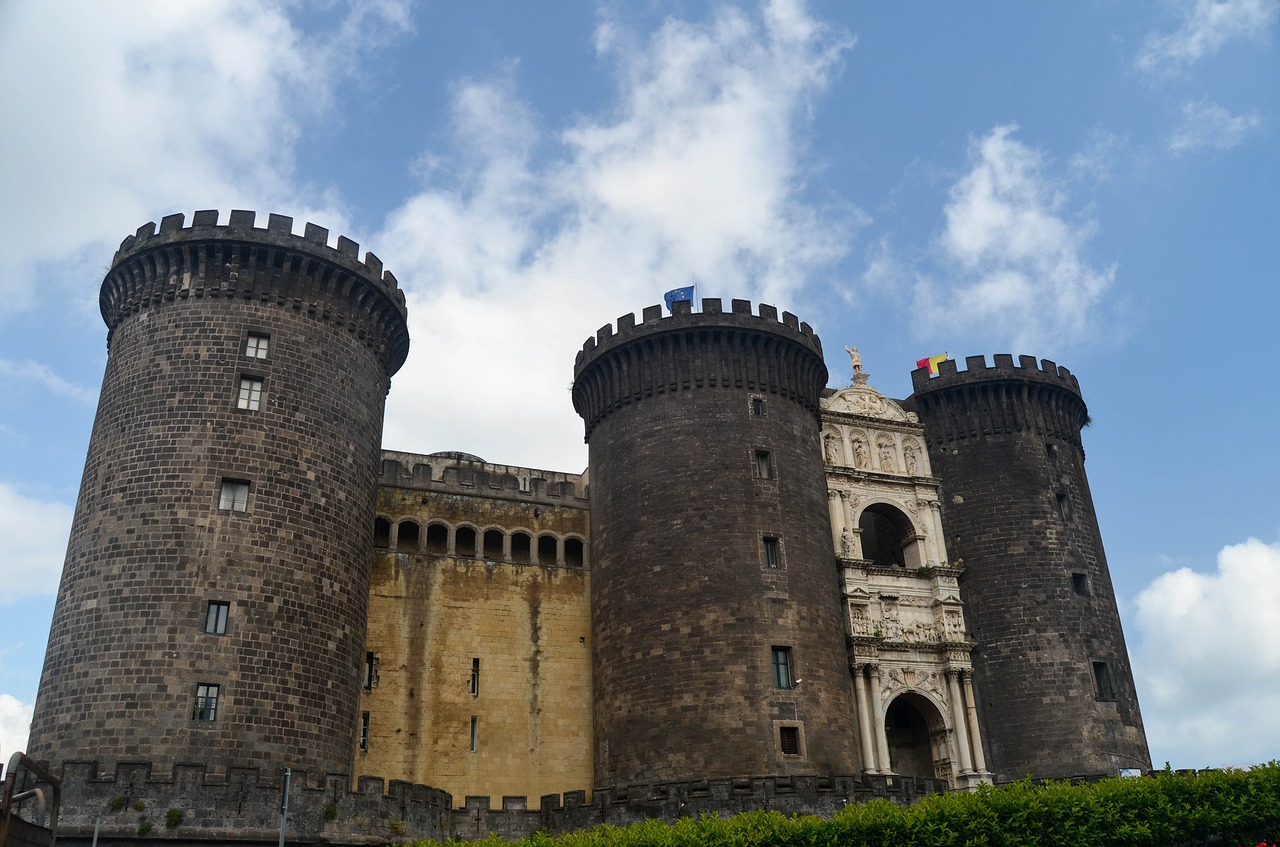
[572,298,861,787]
[907,355,1149,781]
[29,211,409,776]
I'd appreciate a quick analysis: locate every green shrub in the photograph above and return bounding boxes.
[412,763,1280,847]
[164,808,183,829]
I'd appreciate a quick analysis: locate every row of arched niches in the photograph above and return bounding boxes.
[374,517,587,568]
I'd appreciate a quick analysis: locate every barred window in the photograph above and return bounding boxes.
[779,726,800,755]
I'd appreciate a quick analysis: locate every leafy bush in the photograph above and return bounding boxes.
[416,763,1280,847]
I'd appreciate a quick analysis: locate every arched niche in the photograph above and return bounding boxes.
[885,691,948,779]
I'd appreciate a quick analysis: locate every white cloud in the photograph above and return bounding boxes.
[1168,99,1263,153]
[0,484,73,604]
[0,0,410,319]
[1137,0,1279,74]
[909,125,1115,353]
[1134,537,1280,767]
[0,359,97,405]
[378,0,856,470]
[0,694,33,758]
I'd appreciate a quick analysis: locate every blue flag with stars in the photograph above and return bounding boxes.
[664,286,695,311]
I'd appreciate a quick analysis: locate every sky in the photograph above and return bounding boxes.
[1,0,1278,773]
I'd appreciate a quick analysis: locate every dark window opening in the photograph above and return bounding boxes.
[456,526,477,557]
[373,517,391,548]
[204,601,229,635]
[483,529,503,560]
[755,450,773,480]
[1057,492,1073,523]
[359,712,370,751]
[538,534,558,565]
[564,537,585,568]
[751,397,765,417]
[469,716,478,752]
[511,532,532,564]
[396,521,420,553]
[772,647,793,689]
[1093,661,1114,700]
[193,683,220,721]
[425,523,448,555]
[469,658,480,696]
[779,726,800,755]
[1072,572,1091,596]
[763,537,782,569]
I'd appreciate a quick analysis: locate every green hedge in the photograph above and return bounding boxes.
[433,763,1280,847]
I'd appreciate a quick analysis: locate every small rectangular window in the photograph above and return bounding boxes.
[1072,573,1090,596]
[763,537,782,569]
[1092,661,1114,700]
[779,726,800,755]
[237,377,263,410]
[359,711,370,751]
[218,480,250,512]
[193,683,220,721]
[772,647,793,689]
[751,397,765,417]
[244,333,269,359]
[204,601,230,635]
[469,715,478,752]
[755,450,773,480]
[469,658,480,696]
[364,652,378,691]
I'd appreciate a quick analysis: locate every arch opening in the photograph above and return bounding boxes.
[858,504,920,568]
[885,693,949,780]
[456,525,477,557]
[483,529,504,560]
[396,521,419,553]
[538,534,558,565]
[425,522,448,555]
[511,532,532,564]
[564,537,585,568]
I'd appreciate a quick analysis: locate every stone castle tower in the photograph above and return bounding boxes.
[906,355,1149,781]
[28,211,409,776]
[571,298,862,786]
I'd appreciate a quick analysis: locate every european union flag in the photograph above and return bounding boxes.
[664,286,695,311]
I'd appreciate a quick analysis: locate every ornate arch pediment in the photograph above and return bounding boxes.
[823,384,912,422]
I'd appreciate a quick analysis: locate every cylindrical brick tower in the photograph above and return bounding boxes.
[572,298,861,787]
[29,210,409,776]
[907,355,1149,781]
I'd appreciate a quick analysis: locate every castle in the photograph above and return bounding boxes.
[23,212,1150,843]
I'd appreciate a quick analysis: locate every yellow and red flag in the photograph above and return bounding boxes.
[915,354,948,375]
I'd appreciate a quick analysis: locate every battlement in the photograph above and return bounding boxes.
[378,449,589,504]
[574,297,822,374]
[42,760,451,844]
[572,298,828,439]
[112,210,404,308]
[101,210,410,374]
[910,353,1081,398]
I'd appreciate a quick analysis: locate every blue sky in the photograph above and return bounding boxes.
[1,0,1277,771]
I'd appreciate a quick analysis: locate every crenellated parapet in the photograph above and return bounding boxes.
[43,761,451,844]
[102,210,410,376]
[572,298,825,439]
[908,354,1088,448]
[378,449,589,504]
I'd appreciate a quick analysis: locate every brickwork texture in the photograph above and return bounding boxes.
[28,211,409,777]
[572,298,862,787]
[907,354,1149,781]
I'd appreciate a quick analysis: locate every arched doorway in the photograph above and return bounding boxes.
[858,504,920,568]
[884,692,948,779]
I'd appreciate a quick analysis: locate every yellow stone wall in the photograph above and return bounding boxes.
[357,462,592,809]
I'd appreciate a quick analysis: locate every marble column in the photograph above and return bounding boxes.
[868,665,892,774]
[947,670,974,775]
[962,670,988,774]
[852,665,877,772]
